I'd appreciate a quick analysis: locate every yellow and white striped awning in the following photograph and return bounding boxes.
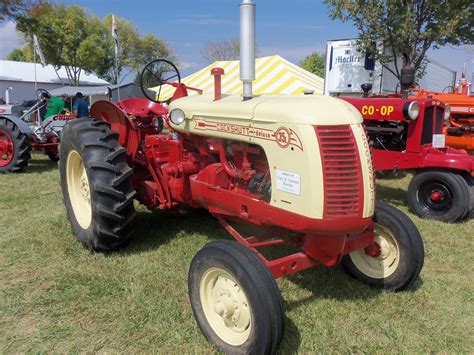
[151,55,324,100]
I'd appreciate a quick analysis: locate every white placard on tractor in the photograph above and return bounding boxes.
[276,169,301,195]
[432,134,445,148]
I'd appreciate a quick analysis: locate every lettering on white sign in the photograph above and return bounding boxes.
[276,169,301,195]
[432,134,445,149]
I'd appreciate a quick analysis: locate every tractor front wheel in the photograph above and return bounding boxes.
[188,240,284,354]
[0,118,31,173]
[59,117,136,252]
[341,202,424,291]
[407,170,471,222]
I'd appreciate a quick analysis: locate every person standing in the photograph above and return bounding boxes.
[73,92,89,118]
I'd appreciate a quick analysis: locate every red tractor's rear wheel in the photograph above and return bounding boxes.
[59,117,136,252]
[0,118,31,173]
[341,202,424,291]
[188,240,284,354]
[407,170,471,222]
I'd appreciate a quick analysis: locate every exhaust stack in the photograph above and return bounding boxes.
[240,0,256,100]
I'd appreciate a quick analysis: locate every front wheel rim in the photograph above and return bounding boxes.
[0,129,14,167]
[349,224,400,279]
[66,150,92,229]
[199,267,252,346]
[417,180,453,215]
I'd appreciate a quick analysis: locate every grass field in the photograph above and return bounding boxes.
[1,152,473,353]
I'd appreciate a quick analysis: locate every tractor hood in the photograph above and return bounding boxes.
[169,94,363,126]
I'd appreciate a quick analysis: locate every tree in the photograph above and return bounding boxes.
[0,0,43,21]
[6,47,31,61]
[11,4,175,86]
[15,3,110,85]
[299,52,325,77]
[201,38,241,62]
[325,0,473,82]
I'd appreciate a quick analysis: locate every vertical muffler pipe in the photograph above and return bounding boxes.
[240,0,256,101]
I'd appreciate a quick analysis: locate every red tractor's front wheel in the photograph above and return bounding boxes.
[0,118,31,173]
[407,170,472,222]
[342,202,424,291]
[59,117,136,252]
[188,240,284,354]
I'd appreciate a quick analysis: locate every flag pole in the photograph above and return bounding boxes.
[33,38,37,93]
[112,15,121,101]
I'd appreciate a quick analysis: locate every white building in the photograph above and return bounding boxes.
[323,39,457,97]
[0,60,109,104]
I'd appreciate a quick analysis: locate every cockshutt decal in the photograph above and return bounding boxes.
[193,118,303,151]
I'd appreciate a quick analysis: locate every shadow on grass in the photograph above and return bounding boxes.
[23,156,59,174]
[376,170,408,180]
[115,208,222,256]
[279,316,301,354]
[376,184,407,206]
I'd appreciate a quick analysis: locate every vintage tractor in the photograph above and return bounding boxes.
[0,89,74,173]
[58,2,424,353]
[341,73,474,223]
[411,69,474,155]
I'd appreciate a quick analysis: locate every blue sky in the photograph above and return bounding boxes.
[1,0,472,77]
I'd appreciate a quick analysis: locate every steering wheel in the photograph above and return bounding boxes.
[140,59,181,103]
[36,88,51,101]
[442,86,454,94]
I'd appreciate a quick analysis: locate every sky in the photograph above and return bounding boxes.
[0,0,472,78]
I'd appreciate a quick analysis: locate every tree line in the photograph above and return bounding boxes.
[3,0,472,85]
[5,1,175,86]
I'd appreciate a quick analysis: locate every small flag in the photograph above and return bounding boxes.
[33,34,46,67]
[112,15,119,58]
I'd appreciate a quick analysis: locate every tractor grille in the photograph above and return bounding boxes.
[421,106,444,145]
[315,125,362,218]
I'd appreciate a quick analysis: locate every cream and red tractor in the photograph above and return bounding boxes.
[58,1,424,353]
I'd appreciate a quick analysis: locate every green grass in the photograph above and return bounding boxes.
[1,152,473,353]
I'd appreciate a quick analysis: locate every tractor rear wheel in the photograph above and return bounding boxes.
[341,202,424,291]
[59,117,136,252]
[407,170,471,222]
[0,118,31,173]
[188,240,284,354]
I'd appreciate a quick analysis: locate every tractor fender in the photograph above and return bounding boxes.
[418,146,474,174]
[0,115,33,136]
[89,100,141,160]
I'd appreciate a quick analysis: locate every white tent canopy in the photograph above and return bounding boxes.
[152,55,324,100]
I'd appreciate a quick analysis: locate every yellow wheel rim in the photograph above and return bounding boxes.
[199,267,251,346]
[66,150,92,229]
[349,224,400,279]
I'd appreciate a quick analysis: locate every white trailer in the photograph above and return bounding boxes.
[323,38,457,97]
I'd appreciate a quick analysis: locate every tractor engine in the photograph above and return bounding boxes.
[364,120,407,151]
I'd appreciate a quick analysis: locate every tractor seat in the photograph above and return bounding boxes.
[117,98,167,118]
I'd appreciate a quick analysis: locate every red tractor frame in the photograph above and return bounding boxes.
[342,95,474,222]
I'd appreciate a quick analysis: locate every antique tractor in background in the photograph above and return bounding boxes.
[0,89,74,173]
[58,1,424,353]
[341,71,474,223]
[411,68,474,155]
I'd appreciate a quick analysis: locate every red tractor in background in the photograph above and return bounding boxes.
[0,89,74,173]
[411,69,474,155]
[341,73,474,223]
[57,2,425,352]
